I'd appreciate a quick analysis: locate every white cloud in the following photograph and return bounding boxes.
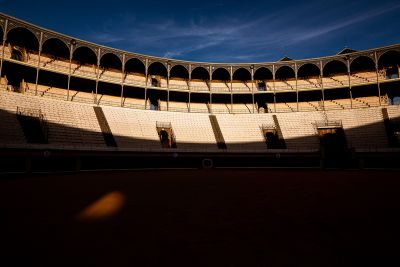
[82,1,400,62]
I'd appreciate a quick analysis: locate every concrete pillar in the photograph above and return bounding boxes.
[35,32,43,96]
[0,19,8,82]
[121,54,125,107]
[67,40,74,101]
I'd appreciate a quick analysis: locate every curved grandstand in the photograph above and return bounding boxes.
[0,13,400,171]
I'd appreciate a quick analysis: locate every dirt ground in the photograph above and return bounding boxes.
[0,169,399,267]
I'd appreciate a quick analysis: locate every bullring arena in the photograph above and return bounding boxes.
[0,12,400,267]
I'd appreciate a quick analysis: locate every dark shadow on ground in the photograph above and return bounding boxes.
[0,169,399,267]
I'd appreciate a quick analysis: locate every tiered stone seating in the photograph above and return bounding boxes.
[298,102,319,112]
[297,78,321,90]
[168,101,189,112]
[232,103,253,113]
[211,103,231,113]
[275,103,294,113]
[323,107,388,150]
[169,79,189,90]
[24,83,95,104]
[123,97,146,109]
[102,105,218,151]
[274,80,293,91]
[0,90,26,145]
[216,113,273,150]
[0,44,11,59]
[231,82,251,92]
[323,75,348,88]
[190,80,209,91]
[0,76,8,87]
[271,111,323,150]
[159,78,168,88]
[1,89,396,152]
[286,102,298,111]
[323,100,344,110]
[351,98,369,109]
[351,72,376,85]
[307,101,323,111]
[68,90,95,104]
[2,48,394,92]
[211,81,230,92]
[125,73,146,86]
[0,90,105,147]
[189,102,209,113]
[97,94,121,107]
[71,62,97,79]
[332,98,351,109]
[24,83,67,100]
[100,69,122,83]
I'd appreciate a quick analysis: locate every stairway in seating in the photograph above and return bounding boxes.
[93,106,117,147]
[209,115,227,149]
[17,110,47,144]
[272,115,287,149]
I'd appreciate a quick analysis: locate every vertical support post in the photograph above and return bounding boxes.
[67,40,73,101]
[144,58,148,109]
[273,65,276,113]
[347,57,353,108]
[188,64,191,112]
[374,51,382,106]
[209,65,212,113]
[167,62,171,110]
[398,64,400,78]
[167,62,170,111]
[0,19,8,83]
[295,63,299,111]
[95,47,101,105]
[320,60,325,111]
[121,53,125,107]
[251,66,255,113]
[230,66,233,113]
[35,32,43,96]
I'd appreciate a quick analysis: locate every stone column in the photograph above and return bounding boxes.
[95,48,101,105]
[35,32,43,95]
[374,51,381,106]
[120,54,125,107]
[0,19,8,83]
[67,40,74,101]
[320,60,325,111]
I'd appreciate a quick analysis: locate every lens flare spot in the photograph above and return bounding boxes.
[77,191,125,221]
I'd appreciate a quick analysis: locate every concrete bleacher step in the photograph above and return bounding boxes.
[93,106,117,147]
[209,115,227,149]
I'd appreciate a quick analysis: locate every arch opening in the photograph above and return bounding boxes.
[212,68,230,81]
[275,66,295,80]
[323,60,347,76]
[42,38,70,60]
[254,67,273,91]
[148,62,167,88]
[378,50,400,79]
[191,67,209,80]
[350,56,375,73]
[170,65,189,79]
[298,63,320,78]
[233,68,251,81]
[73,46,97,66]
[100,53,122,71]
[254,67,273,80]
[125,58,145,74]
[6,27,39,52]
[148,62,167,77]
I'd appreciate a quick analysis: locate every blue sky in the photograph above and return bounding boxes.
[1,0,399,63]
